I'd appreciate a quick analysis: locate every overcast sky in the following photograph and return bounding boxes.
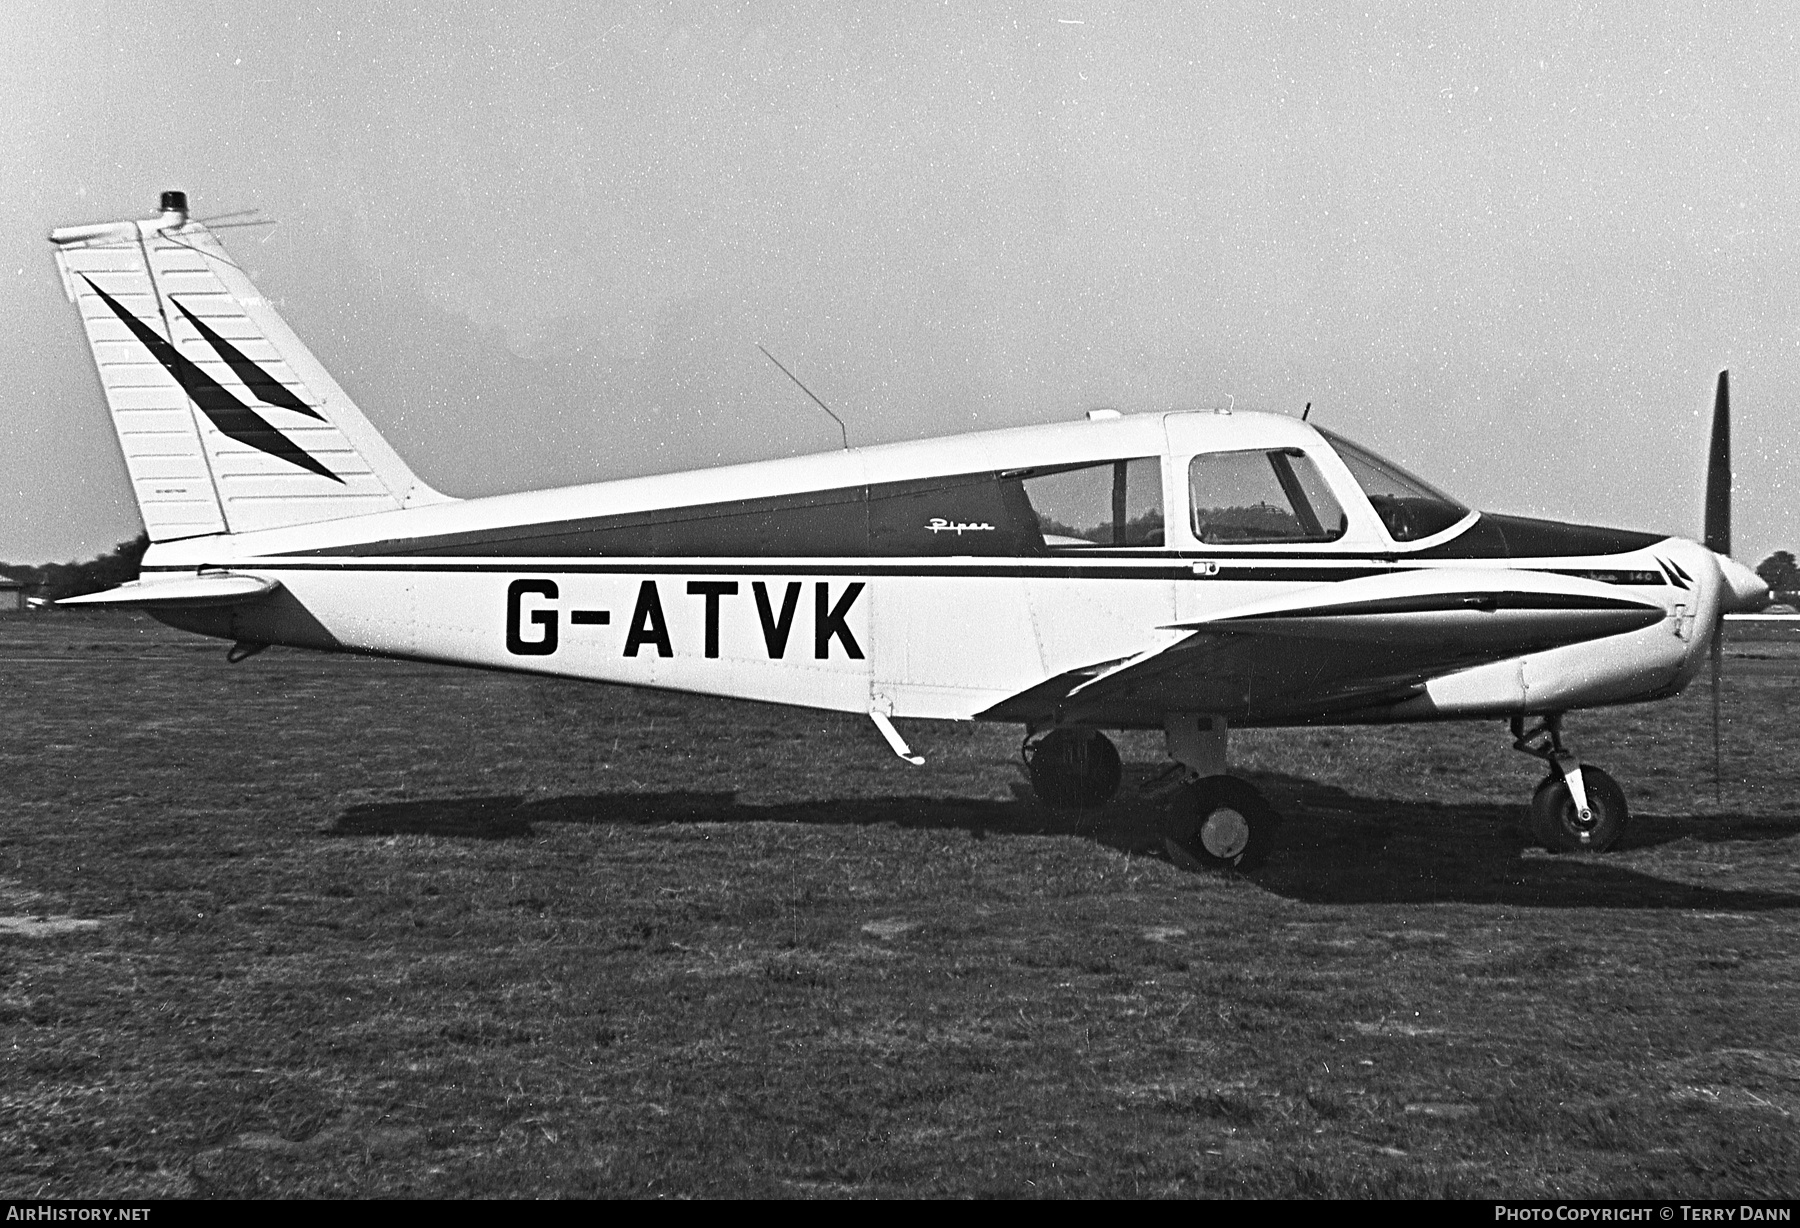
[4,1,1796,565]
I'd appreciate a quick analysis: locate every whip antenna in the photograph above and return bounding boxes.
[758,345,849,450]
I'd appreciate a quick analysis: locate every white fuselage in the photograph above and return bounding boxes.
[139,411,1722,728]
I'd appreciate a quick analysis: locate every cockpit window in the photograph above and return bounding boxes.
[1188,449,1347,544]
[1318,428,1469,543]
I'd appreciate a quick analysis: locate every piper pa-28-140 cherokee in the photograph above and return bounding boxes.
[48,192,1770,869]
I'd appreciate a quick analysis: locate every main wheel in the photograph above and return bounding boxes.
[1529,765,1629,853]
[1165,775,1280,871]
[1024,728,1123,811]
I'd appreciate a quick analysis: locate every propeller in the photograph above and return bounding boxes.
[1699,371,1777,805]
[1705,370,1729,803]
[1705,370,1731,556]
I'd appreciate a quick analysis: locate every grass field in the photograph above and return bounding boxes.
[2,610,1797,1198]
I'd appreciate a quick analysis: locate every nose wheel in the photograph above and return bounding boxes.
[1511,715,1631,853]
[1529,765,1629,853]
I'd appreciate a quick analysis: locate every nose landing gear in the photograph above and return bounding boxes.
[1511,714,1631,853]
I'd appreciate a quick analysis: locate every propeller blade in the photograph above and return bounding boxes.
[1704,369,1731,556]
[1711,631,1723,806]
[1702,369,1733,805]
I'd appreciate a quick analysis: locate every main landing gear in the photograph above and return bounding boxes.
[1511,714,1630,853]
[1022,728,1123,811]
[1159,714,1278,871]
[1167,774,1280,872]
[1022,716,1280,872]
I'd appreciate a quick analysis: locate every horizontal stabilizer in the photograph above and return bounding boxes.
[56,573,280,609]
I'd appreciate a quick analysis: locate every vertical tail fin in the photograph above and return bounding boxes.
[49,191,452,542]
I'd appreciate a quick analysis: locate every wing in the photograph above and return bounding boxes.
[977,568,1666,726]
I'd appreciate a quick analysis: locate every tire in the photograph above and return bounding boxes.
[1529,765,1629,853]
[1165,775,1280,871]
[1024,729,1123,811]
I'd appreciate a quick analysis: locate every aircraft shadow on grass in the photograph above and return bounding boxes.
[329,766,1800,913]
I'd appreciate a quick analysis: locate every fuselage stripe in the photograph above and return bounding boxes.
[141,559,1671,584]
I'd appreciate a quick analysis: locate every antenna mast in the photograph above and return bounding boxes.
[757,345,849,450]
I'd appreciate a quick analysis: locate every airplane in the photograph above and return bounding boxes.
[47,192,1771,870]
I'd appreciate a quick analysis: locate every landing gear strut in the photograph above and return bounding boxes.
[1023,728,1123,810]
[1511,714,1630,853]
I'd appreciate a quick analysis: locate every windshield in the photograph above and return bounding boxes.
[1317,429,1469,543]
[1188,448,1347,544]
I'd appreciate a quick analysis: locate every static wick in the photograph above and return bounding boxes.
[1302,401,1312,421]
[758,344,849,450]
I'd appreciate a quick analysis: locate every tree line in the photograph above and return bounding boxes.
[1758,551,1800,602]
[0,532,149,603]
